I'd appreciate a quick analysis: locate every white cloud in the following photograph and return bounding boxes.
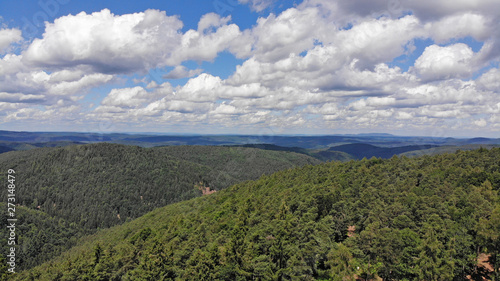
[227,12,423,94]
[413,44,475,81]
[475,38,500,66]
[428,13,492,43]
[21,9,244,74]
[405,0,500,21]
[0,62,113,103]
[175,73,223,102]
[303,0,500,22]
[0,92,46,103]
[166,14,241,65]
[4,105,85,123]
[197,13,231,32]
[138,98,212,114]
[474,118,487,127]
[163,66,203,79]
[299,0,407,26]
[2,2,500,135]
[238,0,274,12]
[0,28,22,54]
[212,103,240,115]
[0,102,22,114]
[237,7,324,62]
[23,9,183,73]
[101,86,165,108]
[396,111,414,120]
[47,72,114,96]
[477,68,500,91]
[333,15,425,70]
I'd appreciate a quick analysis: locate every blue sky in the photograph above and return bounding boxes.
[0,0,499,137]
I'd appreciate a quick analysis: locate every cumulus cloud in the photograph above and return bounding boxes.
[404,0,500,21]
[477,68,500,91]
[226,12,424,95]
[333,16,425,70]
[0,54,25,76]
[163,66,203,79]
[2,1,500,135]
[0,92,46,103]
[101,86,168,108]
[0,55,113,105]
[47,72,114,96]
[238,0,274,12]
[175,73,223,102]
[23,9,184,73]
[428,13,492,43]
[413,44,475,81]
[302,0,500,22]
[0,28,22,54]
[232,7,324,62]
[166,14,241,65]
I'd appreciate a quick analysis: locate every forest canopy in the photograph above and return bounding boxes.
[0,143,319,270]
[9,148,500,280]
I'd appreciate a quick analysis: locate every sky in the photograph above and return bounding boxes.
[0,0,499,137]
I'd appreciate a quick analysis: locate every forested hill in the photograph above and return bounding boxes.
[0,143,319,229]
[0,143,319,270]
[14,148,500,280]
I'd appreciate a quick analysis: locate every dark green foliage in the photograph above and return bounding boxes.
[0,143,319,271]
[11,148,500,280]
[0,146,14,154]
[0,204,81,270]
[227,144,310,154]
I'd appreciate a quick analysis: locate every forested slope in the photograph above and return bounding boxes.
[0,203,82,270]
[0,143,319,270]
[13,148,500,280]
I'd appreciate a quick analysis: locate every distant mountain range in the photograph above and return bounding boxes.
[0,130,498,161]
[1,130,498,150]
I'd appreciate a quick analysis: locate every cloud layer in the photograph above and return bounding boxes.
[1,0,499,136]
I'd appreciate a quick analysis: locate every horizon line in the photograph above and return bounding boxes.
[1,129,498,139]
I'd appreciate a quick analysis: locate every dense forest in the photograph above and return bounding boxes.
[0,143,319,270]
[10,148,500,280]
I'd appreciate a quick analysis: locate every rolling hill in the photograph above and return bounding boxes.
[227,144,354,162]
[1,130,498,151]
[399,144,500,157]
[328,143,439,159]
[10,148,500,280]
